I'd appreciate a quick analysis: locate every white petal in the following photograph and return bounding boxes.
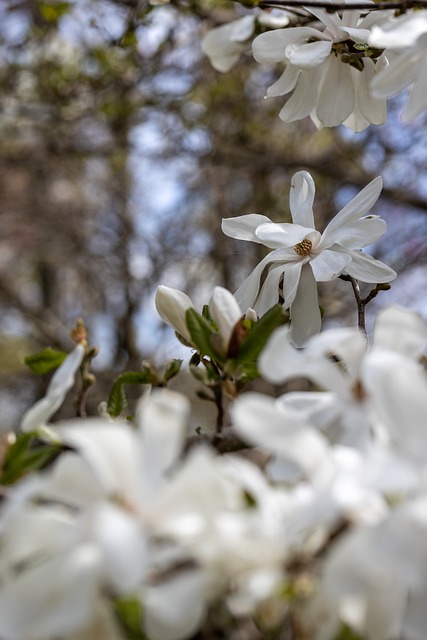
[288,39,332,69]
[323,217,387,250]
[21,344,85,432]
[310,249,351,281]
[209,287,242,350]
[255,221,312,248]
[254,264,287,316]
[252,27,325,63]
[221,214,272,243]
[282,260,304,308]
[58,420,141,500]
[290,171,316,228]
[138,389,190,491]
[316,56,355,127]
[354,59,387,127]
[402,39,427,121]
[289,263,321,346]
[279,67,321,121]
[369,13,427,49]
[322,176,383,238]
[155,285,194,344]
[203,16,255,72]
[266,64,300,97]
[343,249,397,283]
[370,47,416,99]
[373,305,427,359]
[232,392,331,481]
[259,325,304,383]
[0,545,101,640]
[143,570,208,640]
[94,503,147,592]
[363,350,427,462]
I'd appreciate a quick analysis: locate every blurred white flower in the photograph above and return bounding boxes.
[253,5,390,131]
[203,11,290,73]
[222,171,395,346]
[369,10,427,121]
[21,344,85,433]
[259,306,426,455]
[203,16,256,73]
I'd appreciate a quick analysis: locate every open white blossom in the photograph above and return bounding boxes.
[252,4,390,131]
[222,171,396,346]
[369,10,427,121]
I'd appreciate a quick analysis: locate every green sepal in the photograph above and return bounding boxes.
[114,597,147,640]
[0,432,64,485]
[163,359,182,383]
[107,371,152,417]
[185,308,224,363]
[24,347,68,375]
[236,304,288,365]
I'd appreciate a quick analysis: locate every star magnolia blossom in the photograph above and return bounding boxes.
[252,4,390,131]
[222,171,396,346]
[369,10,427,121]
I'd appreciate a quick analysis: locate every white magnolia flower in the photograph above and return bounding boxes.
[322,497,427,640]
[0,389,191,640]
[253,4,390,131]
[155,284,253,357]
[259,306,426,455]
[203,16,256,73]
[203,12,290,73]
[222,171,396,346]
[21,344,85,433]
[369,11,427,121]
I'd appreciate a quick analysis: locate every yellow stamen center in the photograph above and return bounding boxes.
[293,238,312,257]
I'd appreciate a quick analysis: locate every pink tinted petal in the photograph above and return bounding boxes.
[289,263,321,347]
[290,171,316,228]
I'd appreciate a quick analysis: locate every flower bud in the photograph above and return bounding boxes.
[155,285,194,345]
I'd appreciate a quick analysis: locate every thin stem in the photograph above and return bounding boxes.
[340,276,392,335]
[340,275,366,334]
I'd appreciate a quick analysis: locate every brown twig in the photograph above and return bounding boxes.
[340,275,391,334]
[259,0,427,10]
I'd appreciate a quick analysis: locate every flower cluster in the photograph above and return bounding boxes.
[203,5,427,129]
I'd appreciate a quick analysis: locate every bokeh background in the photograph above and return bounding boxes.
[1,0,427,428]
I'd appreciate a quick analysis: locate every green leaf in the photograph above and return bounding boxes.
[107,371,152,417]
[24,347,68,375]
[236,305,288,365]
[334,625,364,640]
[163,359,182,383]
[185,308,223,362]
[1,432,63,485]
[114,597,147,640]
